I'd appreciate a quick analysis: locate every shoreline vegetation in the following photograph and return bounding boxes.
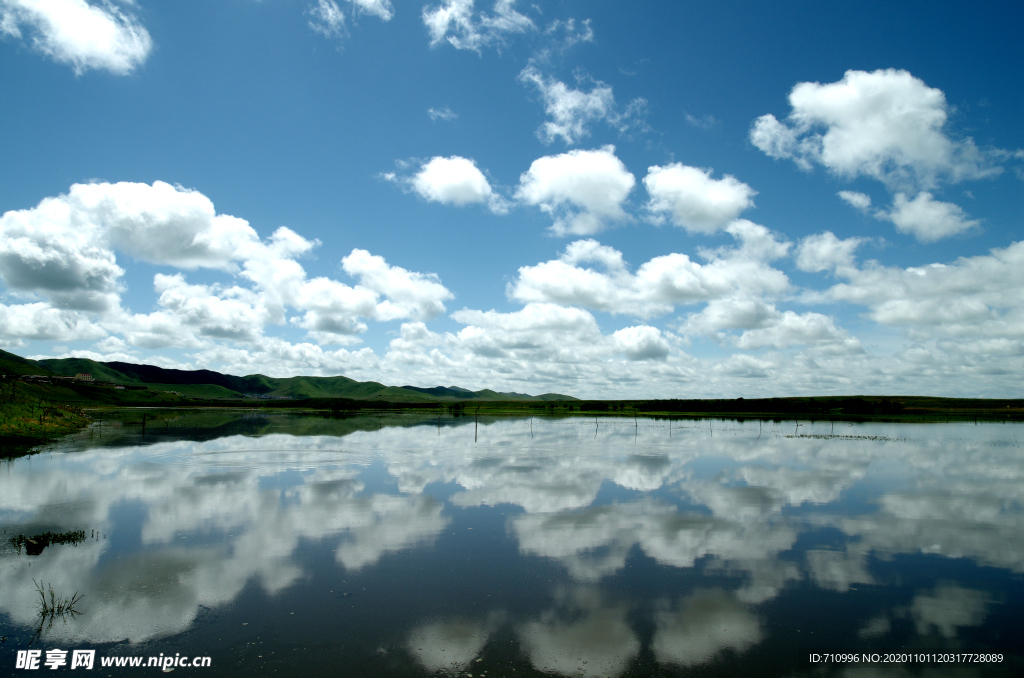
[2,347,1021,457]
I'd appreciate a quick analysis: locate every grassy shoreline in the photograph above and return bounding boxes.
[4,391,1022,459]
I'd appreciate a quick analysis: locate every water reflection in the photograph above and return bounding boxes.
[1,414,1021,675]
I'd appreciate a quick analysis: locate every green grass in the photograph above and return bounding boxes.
[143,383,246,399]
[0,380,93,453]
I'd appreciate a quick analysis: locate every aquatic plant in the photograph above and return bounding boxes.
[9,530,86,555]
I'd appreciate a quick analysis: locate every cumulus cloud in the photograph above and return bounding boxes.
[753,70,997,242]
[883,191,980,242]
[450,302,603,361]
[341,248,453,321]
[795,231,863,273]
[411,156,506,212]
[750,69,999,190]
[516,146,635,235]
[819,239,1024,341]
[683,298,854,351]
[510,226,790,318]
[153,273,269,343]
[0,0,151,74]
[385,156,508,213]
[0,302,106,342]
[838,188,979,242]
[611,325,670,361]
[0,181,453,351]
[0,226,123,312]
[422,0,533,52]
[643,163,757,233]
[518,66,647,145]
[0,180,287,283]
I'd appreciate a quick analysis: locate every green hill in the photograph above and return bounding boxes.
[0,349,56,377]
[0,348,576,402]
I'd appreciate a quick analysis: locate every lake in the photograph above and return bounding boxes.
[1,412,1022,676]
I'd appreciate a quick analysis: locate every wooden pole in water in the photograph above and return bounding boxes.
[475,408,478,442]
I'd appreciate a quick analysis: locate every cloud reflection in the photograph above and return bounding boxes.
[0,415,1020,657]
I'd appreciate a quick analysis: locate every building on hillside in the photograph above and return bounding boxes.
[74,373,94,381]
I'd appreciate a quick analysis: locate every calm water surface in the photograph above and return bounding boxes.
[1,413,1022,677]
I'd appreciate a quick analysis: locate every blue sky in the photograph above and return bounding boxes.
[1,0,1021,398]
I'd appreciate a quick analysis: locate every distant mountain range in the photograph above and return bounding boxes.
[0,348,576,402]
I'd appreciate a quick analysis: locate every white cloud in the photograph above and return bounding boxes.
[683,297,854,351]
[883,191,980,242]
[518,66,647,145]
[349,0,393,21]
[516,146,635,235]
[341,249,453,321]
[308,0,393,39]
[0,181,453,352]
[684,113,718,130]
[795,231,863,273]
[0,192,125,312]
[0,0,151,74]
[0,181,285,282]
[290,276,375,341]
[410,155,504,211]
[751,69,999,190]
[510,229,790,318]
[422,0,533,52]
[611,325,670,361]
[190,337,381,378]
[643,163,756,233]
[153,273,269,342]
[427,106,457,121]
[308,0,346,37]
[838,188,979,242]
[288,246,456,343]
[542,17,593,52]
[386,156,508,213]
[450,302,603,360]
[837,190,872,213]
[0,302,106,342]
[820,240,1024,339]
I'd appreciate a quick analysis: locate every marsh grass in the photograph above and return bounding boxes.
[9,530,86,555]
[35,580,83,617]
[30,579,84,642]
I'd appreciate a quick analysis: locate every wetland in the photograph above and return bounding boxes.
[1,412,1022,676]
